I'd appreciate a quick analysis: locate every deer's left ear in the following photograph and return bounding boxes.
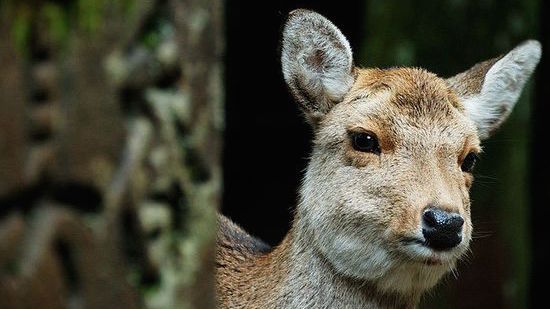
[447,40,541,139]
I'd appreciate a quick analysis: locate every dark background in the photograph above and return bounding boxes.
[223,0,548,308]
[223,0,365,247]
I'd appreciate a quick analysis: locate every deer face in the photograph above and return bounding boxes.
[282,10,540,294]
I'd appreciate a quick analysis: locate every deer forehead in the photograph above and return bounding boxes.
[319,67,480,152]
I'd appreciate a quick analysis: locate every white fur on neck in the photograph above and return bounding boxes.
[279,227,421,308]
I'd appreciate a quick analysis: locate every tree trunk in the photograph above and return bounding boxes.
[0,1,223,308]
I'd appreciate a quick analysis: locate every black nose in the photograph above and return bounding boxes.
[422,208,464,251]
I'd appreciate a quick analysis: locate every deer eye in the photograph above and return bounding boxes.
[350,132,381,154]
[461,152,478,173]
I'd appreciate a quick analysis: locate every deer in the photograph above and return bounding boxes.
[216,9,541,309]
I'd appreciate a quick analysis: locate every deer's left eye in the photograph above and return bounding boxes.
[461,152,478,173]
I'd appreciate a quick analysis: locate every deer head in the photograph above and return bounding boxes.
[281,9,540,295]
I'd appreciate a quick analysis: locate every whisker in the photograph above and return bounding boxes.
[471,234,493,239]
[475,174,499,181]
[449,265,459,280]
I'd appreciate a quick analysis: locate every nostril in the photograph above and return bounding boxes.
[448,215,465,231]
[422,208,464,232]
[422,209,439,228]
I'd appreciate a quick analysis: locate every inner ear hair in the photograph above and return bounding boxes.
[446,40,541,139]
[446,57,502,99]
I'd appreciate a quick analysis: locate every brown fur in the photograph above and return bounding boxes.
[217,68,476,308]
[217,217,416,308]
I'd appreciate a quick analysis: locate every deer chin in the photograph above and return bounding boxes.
[373,260,452,296]
[371,239,470,295]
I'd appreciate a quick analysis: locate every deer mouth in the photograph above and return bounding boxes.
[399,237,462,265]
[401,237,426,246]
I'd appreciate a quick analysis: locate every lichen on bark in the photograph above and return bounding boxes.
[0,0,223,308]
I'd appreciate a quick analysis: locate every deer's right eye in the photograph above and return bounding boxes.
[350,132,381,154]
[461,152,478,173]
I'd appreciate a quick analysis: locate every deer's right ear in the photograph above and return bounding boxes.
[447,40,541,140]
[281,10,355,124]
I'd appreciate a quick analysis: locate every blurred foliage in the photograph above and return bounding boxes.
[360,0,539,308]
[3,0,137,54]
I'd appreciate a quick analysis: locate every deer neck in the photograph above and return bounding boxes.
[259,217,419,309]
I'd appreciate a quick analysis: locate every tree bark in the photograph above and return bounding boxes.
[0,1,223,308]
